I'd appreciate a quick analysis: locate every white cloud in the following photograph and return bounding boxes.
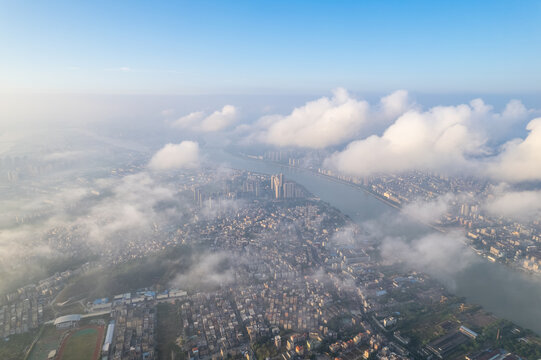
[238,89,415,148]
[172,105,238,132]
[379,89,413,120]
[502,99,529,119]
[325,100,487,176]
[173,111,204,128]
[322,95,540,180]
[240,91,538,182]
[257,88,370,148]
[487,118,541,182]
[471,99,533,145]
[148,141,200,171]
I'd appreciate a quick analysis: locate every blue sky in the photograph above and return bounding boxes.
[1,0,540,94]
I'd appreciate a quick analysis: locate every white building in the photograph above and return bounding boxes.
[53,314,81,329]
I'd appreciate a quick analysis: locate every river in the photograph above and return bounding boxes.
[212,149,541,334]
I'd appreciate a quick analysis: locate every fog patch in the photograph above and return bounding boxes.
[401,193,454,224]
[380,230,478,289]
[170,251,237,290]
[484,184,541,221]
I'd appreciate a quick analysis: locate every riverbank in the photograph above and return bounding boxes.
[237,152,448,234]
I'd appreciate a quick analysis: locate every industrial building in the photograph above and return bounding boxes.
[102,320,115,355]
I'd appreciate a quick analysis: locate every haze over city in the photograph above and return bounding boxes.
[1,1,541,360]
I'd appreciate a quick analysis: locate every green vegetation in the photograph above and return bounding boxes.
[327,314,363,339]
[458,320,541,359]
[0,331,36,360]
[156,302,184,360]
[61,328,99,360]
[28,326,63,360]
[56,245,193,303]
[394,295,464,345]
[252,338,280,360]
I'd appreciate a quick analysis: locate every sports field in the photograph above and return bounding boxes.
[57,326,105,360]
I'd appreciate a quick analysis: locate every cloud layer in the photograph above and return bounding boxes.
[239,89,416,149]
[401,194,454,224]
[324,100,489,176]
[321,98,539,182]
[170,251,236,289]
[157,89,539,188]
[485,185,541,221]
[75,172,183,244]
[380,230,477,285]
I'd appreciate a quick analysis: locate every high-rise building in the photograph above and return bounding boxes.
[271,174,283,199]
[271,173,304,199]
[283,182,295,199]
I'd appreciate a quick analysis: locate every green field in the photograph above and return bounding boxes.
[0,331,36,360]
[60,328,99,360]
[156,303,184,360]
